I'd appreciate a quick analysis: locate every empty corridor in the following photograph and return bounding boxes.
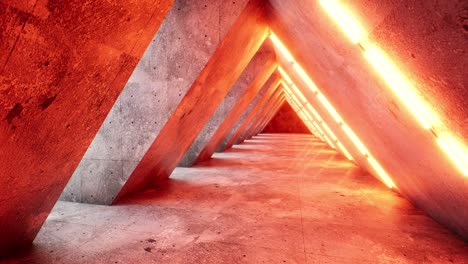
[8,134,468,263]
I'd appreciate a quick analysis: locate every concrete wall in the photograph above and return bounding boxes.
[60,0,249,205]
[178,45,275,167]
[216,77,279,152]
[267,0,468,239]
[262,102,310,134]
[0,0,173,254]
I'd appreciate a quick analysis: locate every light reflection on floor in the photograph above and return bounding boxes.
[7,133,468,263]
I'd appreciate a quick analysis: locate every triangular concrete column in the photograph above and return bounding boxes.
[114,0,271,202]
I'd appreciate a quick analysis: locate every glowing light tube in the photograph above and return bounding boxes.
[336,141,354,161]
[270,34,294,62]
[305,103,354,161]
[318,0,440,131]
[286,91,326,142]
[285,86,333,147]
[286,94,324,141]
[319,0,468,178]
[368,156,397,189]
[318,0,365,44]
[271,35,396,189]
[284,82,340,151]
[303,110,337,150]
[341,124,368,155]
[364,47,436,129]
[437,135,468,176]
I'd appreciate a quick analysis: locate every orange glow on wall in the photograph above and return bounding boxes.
[318,0,365,44]
[437,135,468,176]
[289,85,308,104]
[270,34,294,62]
[316,94,342,123]
[285,88,323,140]
[336,141,354,161]
[303,109,337,150]
[341,124,368,155]
[272,35,396,189]
[291,64,320,93]
[364,47,437,129]
[367,156,397,189]
[284,85,333,147]
[305,104,354,161]
[286,93,325,142]
[319,0,468,178]
[284,79,354,160]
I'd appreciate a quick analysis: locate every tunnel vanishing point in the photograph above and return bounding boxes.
[1,0,467,262]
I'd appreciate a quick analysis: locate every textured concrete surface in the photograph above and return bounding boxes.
[254,98,284,137]
[215,74,281,153]
[115,0,270,202]
[263,102,309,133]
[0,0,173,254]
[239,93,284,143]
[194,75,281,165]
[223,85,283,151]
[60,0,250,205]
[6,134,468,263]
[267,1,468,239]
[178,46,276,167]
[251,96,286,137]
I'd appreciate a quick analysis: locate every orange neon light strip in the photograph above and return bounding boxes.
[303,110,337,150]
[364,47,435,129]
[285,81,356,155]
[272,37,396,188]
[319,0,467,177]
[284,86,334,147]
[285,76,354,160]
[305,104,354,161]
[283,71,354,160]
[318,0,364,44]
[437,135,468,176]
[286,94,325,141]
[285,88,329,144]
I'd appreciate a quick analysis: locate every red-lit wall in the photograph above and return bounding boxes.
[263,102,310,133]
[267,0,468,239]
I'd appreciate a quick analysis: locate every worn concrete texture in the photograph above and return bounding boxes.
[224,87,282,150]
[193,74,281,165]
[60,0,250,205]
[0,0,173,254]
[178,45,276,167]
[267,0,468,239]
[262,102,308,134]
[114,0,270,203]
[7,134,468,263]
[238,92,284,144]
[215,75,280,153]
[250,96,285,138]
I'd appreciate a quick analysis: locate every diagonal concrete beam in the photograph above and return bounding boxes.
[179,51,277,167]
[255,96,287,135]
[114,0,270,202]
[223,83,282,151]
[244,95,282,140]
[250,96,283,137]
[214,75,280,152]
[0,0,173,255]
[254,94,286,135]
[236,88,284,144]
[244,93,285,140]
[261,100,311,134]
[194,65,280,164]
[239,91,284,142]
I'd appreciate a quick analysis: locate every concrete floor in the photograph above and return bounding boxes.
[5,134,468,263]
